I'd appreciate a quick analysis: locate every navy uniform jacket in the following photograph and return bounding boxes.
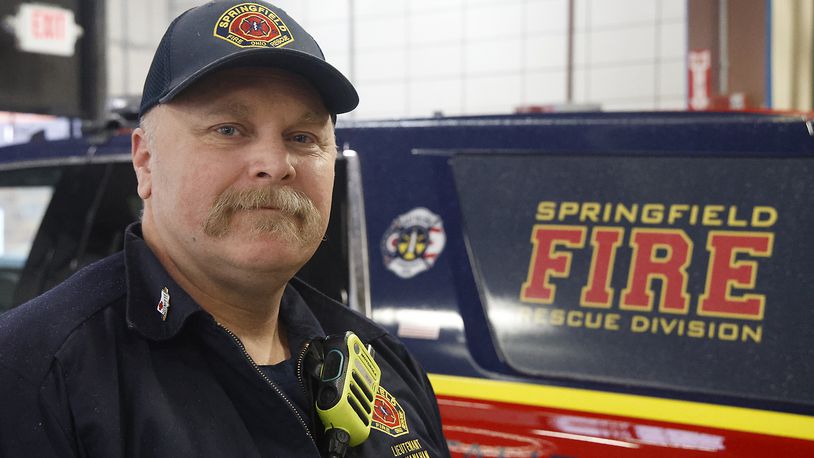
[0,225,449,457]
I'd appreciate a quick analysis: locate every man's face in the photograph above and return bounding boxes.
[132,68,337,281]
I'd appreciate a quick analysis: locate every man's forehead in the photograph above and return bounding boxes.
[199,100,328,126]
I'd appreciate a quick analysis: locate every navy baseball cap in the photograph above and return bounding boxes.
[138,0,358,117]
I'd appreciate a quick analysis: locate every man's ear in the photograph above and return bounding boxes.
[131,127,153,199]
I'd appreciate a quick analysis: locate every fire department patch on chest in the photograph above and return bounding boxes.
[381,207,446,279]
[213,2,294,48]
[371,385,409,438]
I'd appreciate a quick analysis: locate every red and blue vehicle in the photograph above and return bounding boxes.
[0,111,812,456]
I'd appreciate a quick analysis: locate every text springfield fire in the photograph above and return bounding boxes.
[518,201,776,343]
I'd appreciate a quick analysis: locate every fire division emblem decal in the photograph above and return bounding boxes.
[371,385,409,438]
[214,3,294,48]
[381,208,446,279]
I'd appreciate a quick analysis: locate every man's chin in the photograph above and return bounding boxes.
[249,229,311,247]
[219,222,320,248]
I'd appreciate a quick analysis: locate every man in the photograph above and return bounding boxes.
[0,1,449,456]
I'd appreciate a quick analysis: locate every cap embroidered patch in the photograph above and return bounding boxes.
[213,2,294,48]
[156,287,171,321]
[371,385,409,438]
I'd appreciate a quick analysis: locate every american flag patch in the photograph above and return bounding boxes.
[156,287,170,321]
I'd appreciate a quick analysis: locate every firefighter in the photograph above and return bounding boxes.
[0,1,449,456]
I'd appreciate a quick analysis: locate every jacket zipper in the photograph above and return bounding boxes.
[216,322,317,448]
[295,340,313,400]
[296,340,324,440]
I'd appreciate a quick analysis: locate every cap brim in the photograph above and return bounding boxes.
[158,47,359,114]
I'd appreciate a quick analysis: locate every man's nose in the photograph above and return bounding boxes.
[248,138,296,182]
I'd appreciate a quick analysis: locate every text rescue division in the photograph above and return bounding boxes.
[519,202,776,343]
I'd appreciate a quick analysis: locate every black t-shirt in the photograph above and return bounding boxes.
[257,284,325,422]
[259,358,310,419]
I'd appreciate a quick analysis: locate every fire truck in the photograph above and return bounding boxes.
[0,111,812,456]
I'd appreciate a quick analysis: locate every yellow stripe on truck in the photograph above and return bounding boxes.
[429,373,814,442]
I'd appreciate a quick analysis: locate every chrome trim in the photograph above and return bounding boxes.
[0,153,132,172]
[341,148,371,318]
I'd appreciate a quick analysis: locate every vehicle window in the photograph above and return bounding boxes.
[11,162,140,307]
[0,187,53,262]
[295,158,349,305]
[0,169,62,311]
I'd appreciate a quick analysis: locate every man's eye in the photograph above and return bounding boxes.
[216,126,239,136]
[291,134,314,144]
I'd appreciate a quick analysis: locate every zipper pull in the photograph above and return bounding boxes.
[300,340,324,380]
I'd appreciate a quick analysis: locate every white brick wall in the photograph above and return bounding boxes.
[106,0,689,119]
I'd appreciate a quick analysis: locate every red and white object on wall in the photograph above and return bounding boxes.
[688,49,712,111]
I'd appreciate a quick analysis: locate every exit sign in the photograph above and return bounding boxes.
[3,3,83,57]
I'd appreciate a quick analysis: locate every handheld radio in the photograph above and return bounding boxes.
[305,331,381,457]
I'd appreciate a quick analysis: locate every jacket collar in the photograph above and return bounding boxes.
[289,277,385,342]
[123,223,384,344]
[124,223,204,341]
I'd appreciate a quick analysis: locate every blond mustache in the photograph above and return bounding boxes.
[202,186,323,246]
